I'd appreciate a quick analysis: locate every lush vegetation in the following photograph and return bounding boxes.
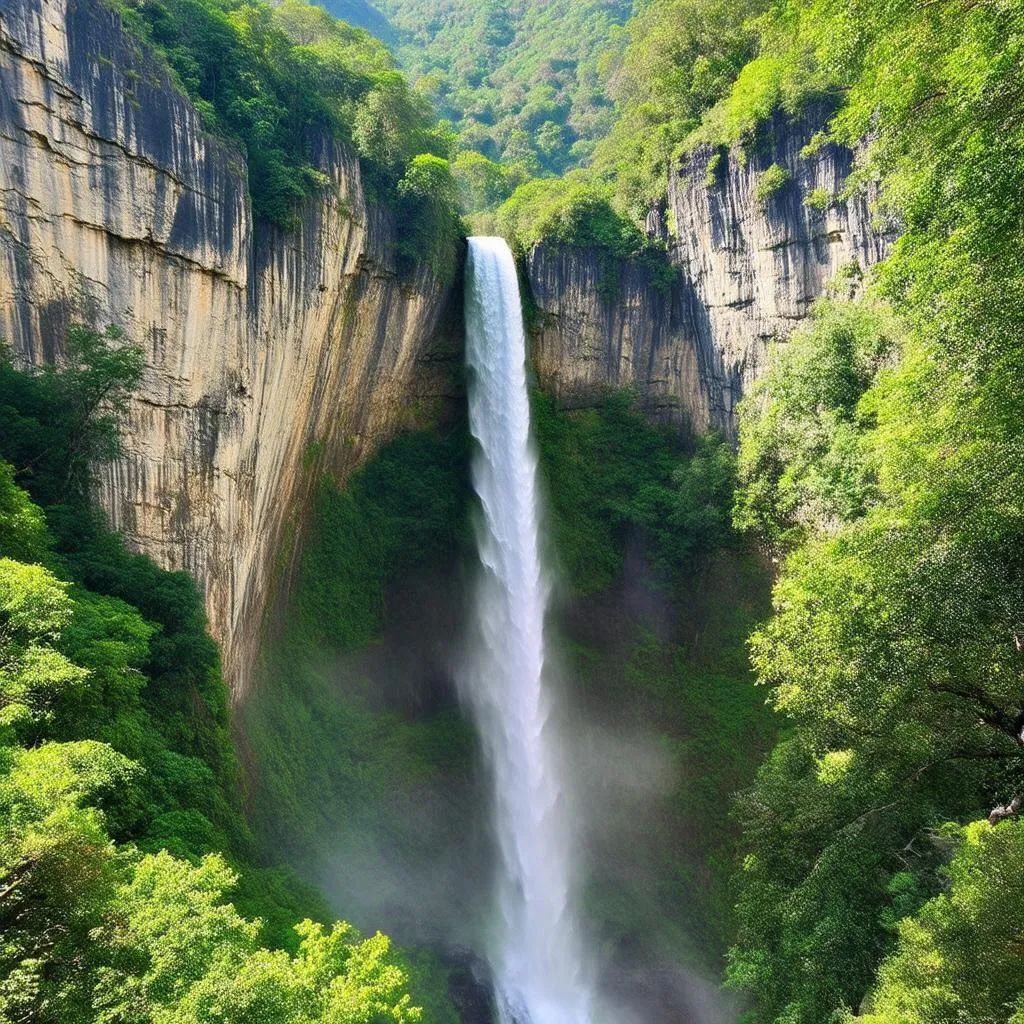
[588,0,765,218]
[0,328,426,1022]
[242,386,771,1010]
[242,426,474,1023]
[244,428,472,866]
[371,0,630,176]
[476,0,766,252]
[495,175,664,261]
[531,390,774,970]
[718,3,1024,1021]
[112,0,460,266]
[532,390,737,593]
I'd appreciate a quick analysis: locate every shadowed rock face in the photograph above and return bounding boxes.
[527,106,896,439]
[527,245,711,433]
[0,0,462,694]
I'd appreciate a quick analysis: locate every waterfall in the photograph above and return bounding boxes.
[462,237,595,1024]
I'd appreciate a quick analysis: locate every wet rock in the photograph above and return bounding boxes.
[446,949,496,1024]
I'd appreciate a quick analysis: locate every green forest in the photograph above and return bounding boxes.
[0,331,427,1021]
[2,0,1024,1022]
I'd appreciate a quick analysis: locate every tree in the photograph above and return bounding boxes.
[733,300,896,550]
[0,326,142,506]
[0,460,49,563]
[396,154,462,275]
[95,852,422,1024]
[860,820,1024,1024]
[0,559,86,744]
[451,150,515,212]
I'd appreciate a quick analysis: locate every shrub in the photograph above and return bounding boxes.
[753,162,791,207]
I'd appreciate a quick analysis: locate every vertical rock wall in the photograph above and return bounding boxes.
[527,107,895,437]
[0,0,461,693]
[526,246,710,431]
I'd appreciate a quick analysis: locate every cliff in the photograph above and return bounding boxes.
[527,247,711,431]
[527,107,895,437]
[0,0,461,694]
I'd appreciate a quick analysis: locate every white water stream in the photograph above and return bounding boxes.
[462,237,595,1024]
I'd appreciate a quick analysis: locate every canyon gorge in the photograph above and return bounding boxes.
[0,0,887,689]
[2,2,1021,1024]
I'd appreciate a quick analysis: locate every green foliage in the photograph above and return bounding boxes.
[0,460,50,563]
[725,4,1024,1019]
[531,390,679,592]
[450,149,525,213]
[733,300,896,549]
[803,187,831,211]
[349,69,453,181]
[94,852,421,1024]
[532,389,741,593]
[860,819,1024,1024]
[290,429,470,652]
[0,557,88,744]
[113,0,458,240]
[589,0,765,217]
[0,337,426,1023]
[376,0,631,175]
[474,0,770,239]
[496,176,652,258]
[395,154,463,275]
[753,162,791,207]
[243,426,472,860]
[530,392,773,969]
[0,326,142,507]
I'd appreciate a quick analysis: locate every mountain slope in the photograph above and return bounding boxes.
[376,0,632,173]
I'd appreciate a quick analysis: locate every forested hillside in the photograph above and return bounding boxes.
[718,2,1024,1020]
[372,0,630,175]
[0,330,429,1022]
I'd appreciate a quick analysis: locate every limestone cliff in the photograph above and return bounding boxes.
[0,0,461,693]
[527,246,711,431]
[527,107,895,437]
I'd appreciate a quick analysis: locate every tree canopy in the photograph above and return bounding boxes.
[0,326,425,1022]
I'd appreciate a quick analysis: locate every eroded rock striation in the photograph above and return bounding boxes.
[0,0,461,693]
[527,107,895,437]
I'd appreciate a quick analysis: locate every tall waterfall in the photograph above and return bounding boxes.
[462,237,595,1024]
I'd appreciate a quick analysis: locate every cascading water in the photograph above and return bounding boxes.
[462,236,595,1024]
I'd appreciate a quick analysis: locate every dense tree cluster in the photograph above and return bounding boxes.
[114,0,460,268]
[369,0,630,177]
[489,0,768,251]
[0,330,423,1022]
[721,2,1024,1021]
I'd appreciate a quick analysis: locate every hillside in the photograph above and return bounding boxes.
[374,0,631,174]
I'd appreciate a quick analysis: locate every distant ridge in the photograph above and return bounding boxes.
[318,0,395,42]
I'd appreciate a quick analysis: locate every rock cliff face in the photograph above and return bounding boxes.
[527,246,711,431]
[0,0,461,693]
[527,108,895,437]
